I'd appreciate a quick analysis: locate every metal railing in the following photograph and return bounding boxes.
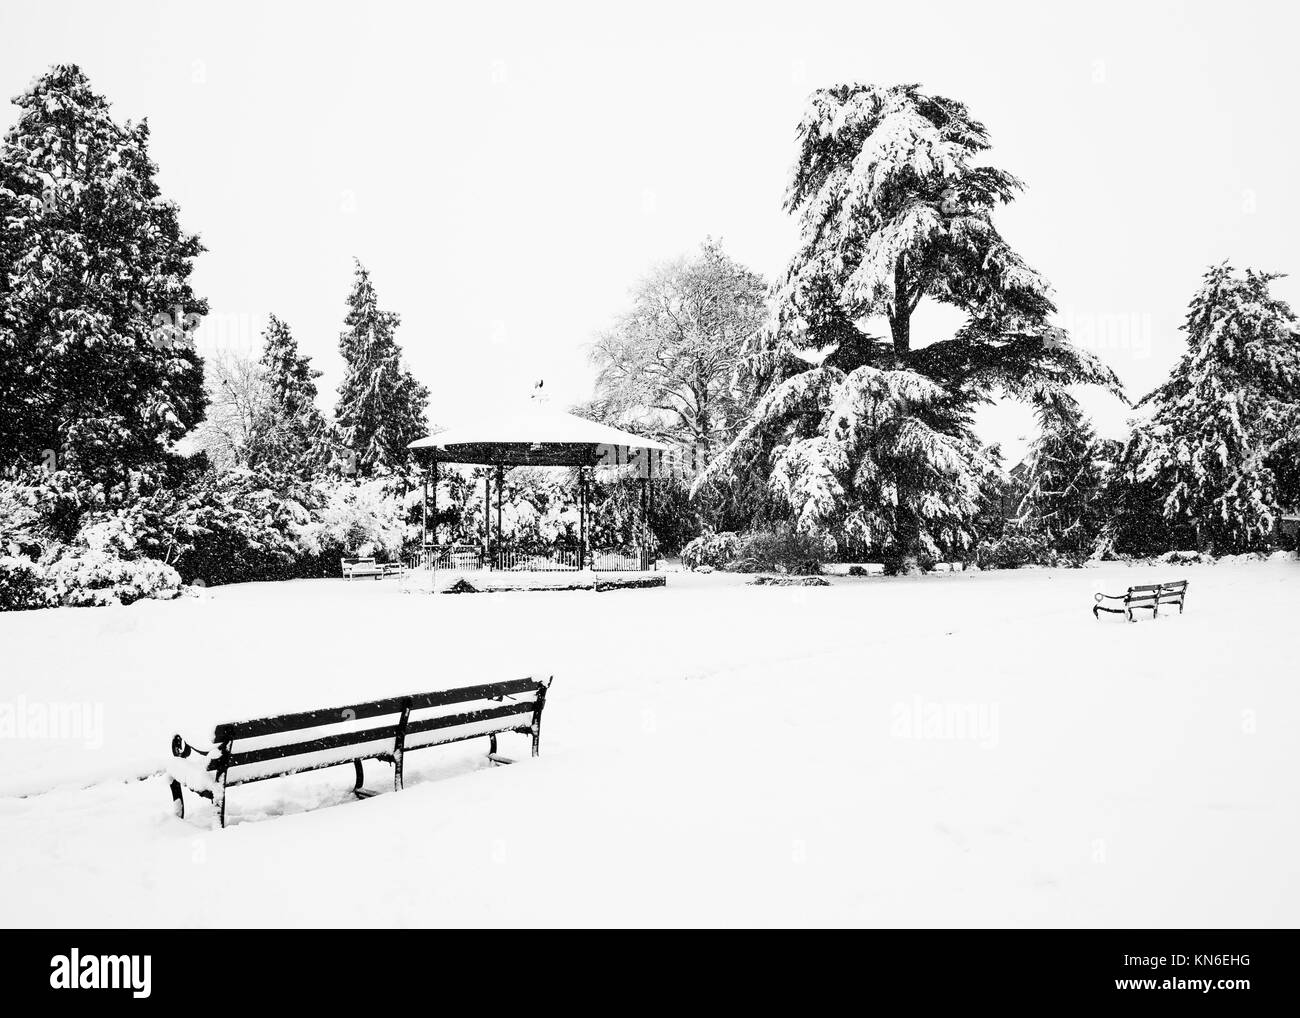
[405,544,486,571]
[590,548,653,572]
[406,543,656,573]
[493,545,582,571]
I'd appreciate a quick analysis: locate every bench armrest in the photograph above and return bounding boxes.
[167,732,223,793]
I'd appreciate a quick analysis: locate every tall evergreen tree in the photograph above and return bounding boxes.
[0,64,207,477]
[1015,394,1106,556]
[334,261,428,474]
[1112,263,1300,553]
[697,84,1120,569]
[256,314,326,474]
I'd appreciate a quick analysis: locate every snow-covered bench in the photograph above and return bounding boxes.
[167,676,553,828]
[341,556,384,580]
[1093,580,1188,622]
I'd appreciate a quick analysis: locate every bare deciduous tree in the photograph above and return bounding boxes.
[185,353,276,470]
[589,238,768,459]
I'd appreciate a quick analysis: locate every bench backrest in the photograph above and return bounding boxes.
[1156,580,1187,602]
[1127,580,1188,604]
[195,678,549,786]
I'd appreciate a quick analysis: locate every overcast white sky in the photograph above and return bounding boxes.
[3,0,1297,460]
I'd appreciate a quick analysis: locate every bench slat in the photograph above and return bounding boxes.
[214,678,543,741]
[227,724,403,769]
[405,700,537,738]
[406,681,540,713]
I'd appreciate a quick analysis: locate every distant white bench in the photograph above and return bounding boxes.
[342,557,406,580]
[342,556,382,580]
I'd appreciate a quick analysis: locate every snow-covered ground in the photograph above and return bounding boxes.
[2,561,1298,927]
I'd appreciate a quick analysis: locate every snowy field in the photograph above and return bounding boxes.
[2,561,1298,927]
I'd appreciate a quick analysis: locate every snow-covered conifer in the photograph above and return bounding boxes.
[0,64,207,476]
[699,84,1120,568]
[1016,394,1106,556]
[1115,263,1300,552]
[334,261,429,475]
[257,315,327,474]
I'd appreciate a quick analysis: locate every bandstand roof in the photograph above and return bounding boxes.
[407,407,671,469]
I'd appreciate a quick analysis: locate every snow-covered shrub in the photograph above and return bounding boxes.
[72,466,312,585]
[180,470,312,583]
[1,469,186,609]
[973,530,1056,570]
[727,527,828,575]
[492,468,579,549]
[884,549,938,576]
[0,479,47,559]
[43,549,181,607]
[4,457,342,591]
[749,574,830,586]
[0,468,95,552]
[1158,549,1213,565]
[297,477,405,561]
[0,555,52,611]
[77,513,146,559]
[681,530,741,570]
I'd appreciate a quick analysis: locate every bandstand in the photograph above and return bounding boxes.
[406,408,670,572]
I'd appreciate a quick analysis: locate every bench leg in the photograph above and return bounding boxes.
[169,779,184,820]
[487,733,515,765]
[213,780,228,826]
[352,759,379,799]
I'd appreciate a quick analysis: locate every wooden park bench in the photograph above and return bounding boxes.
[1093,580,1189,622]
[342,557,407,579]
[167,676,552,828]
[341,556,384,580]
